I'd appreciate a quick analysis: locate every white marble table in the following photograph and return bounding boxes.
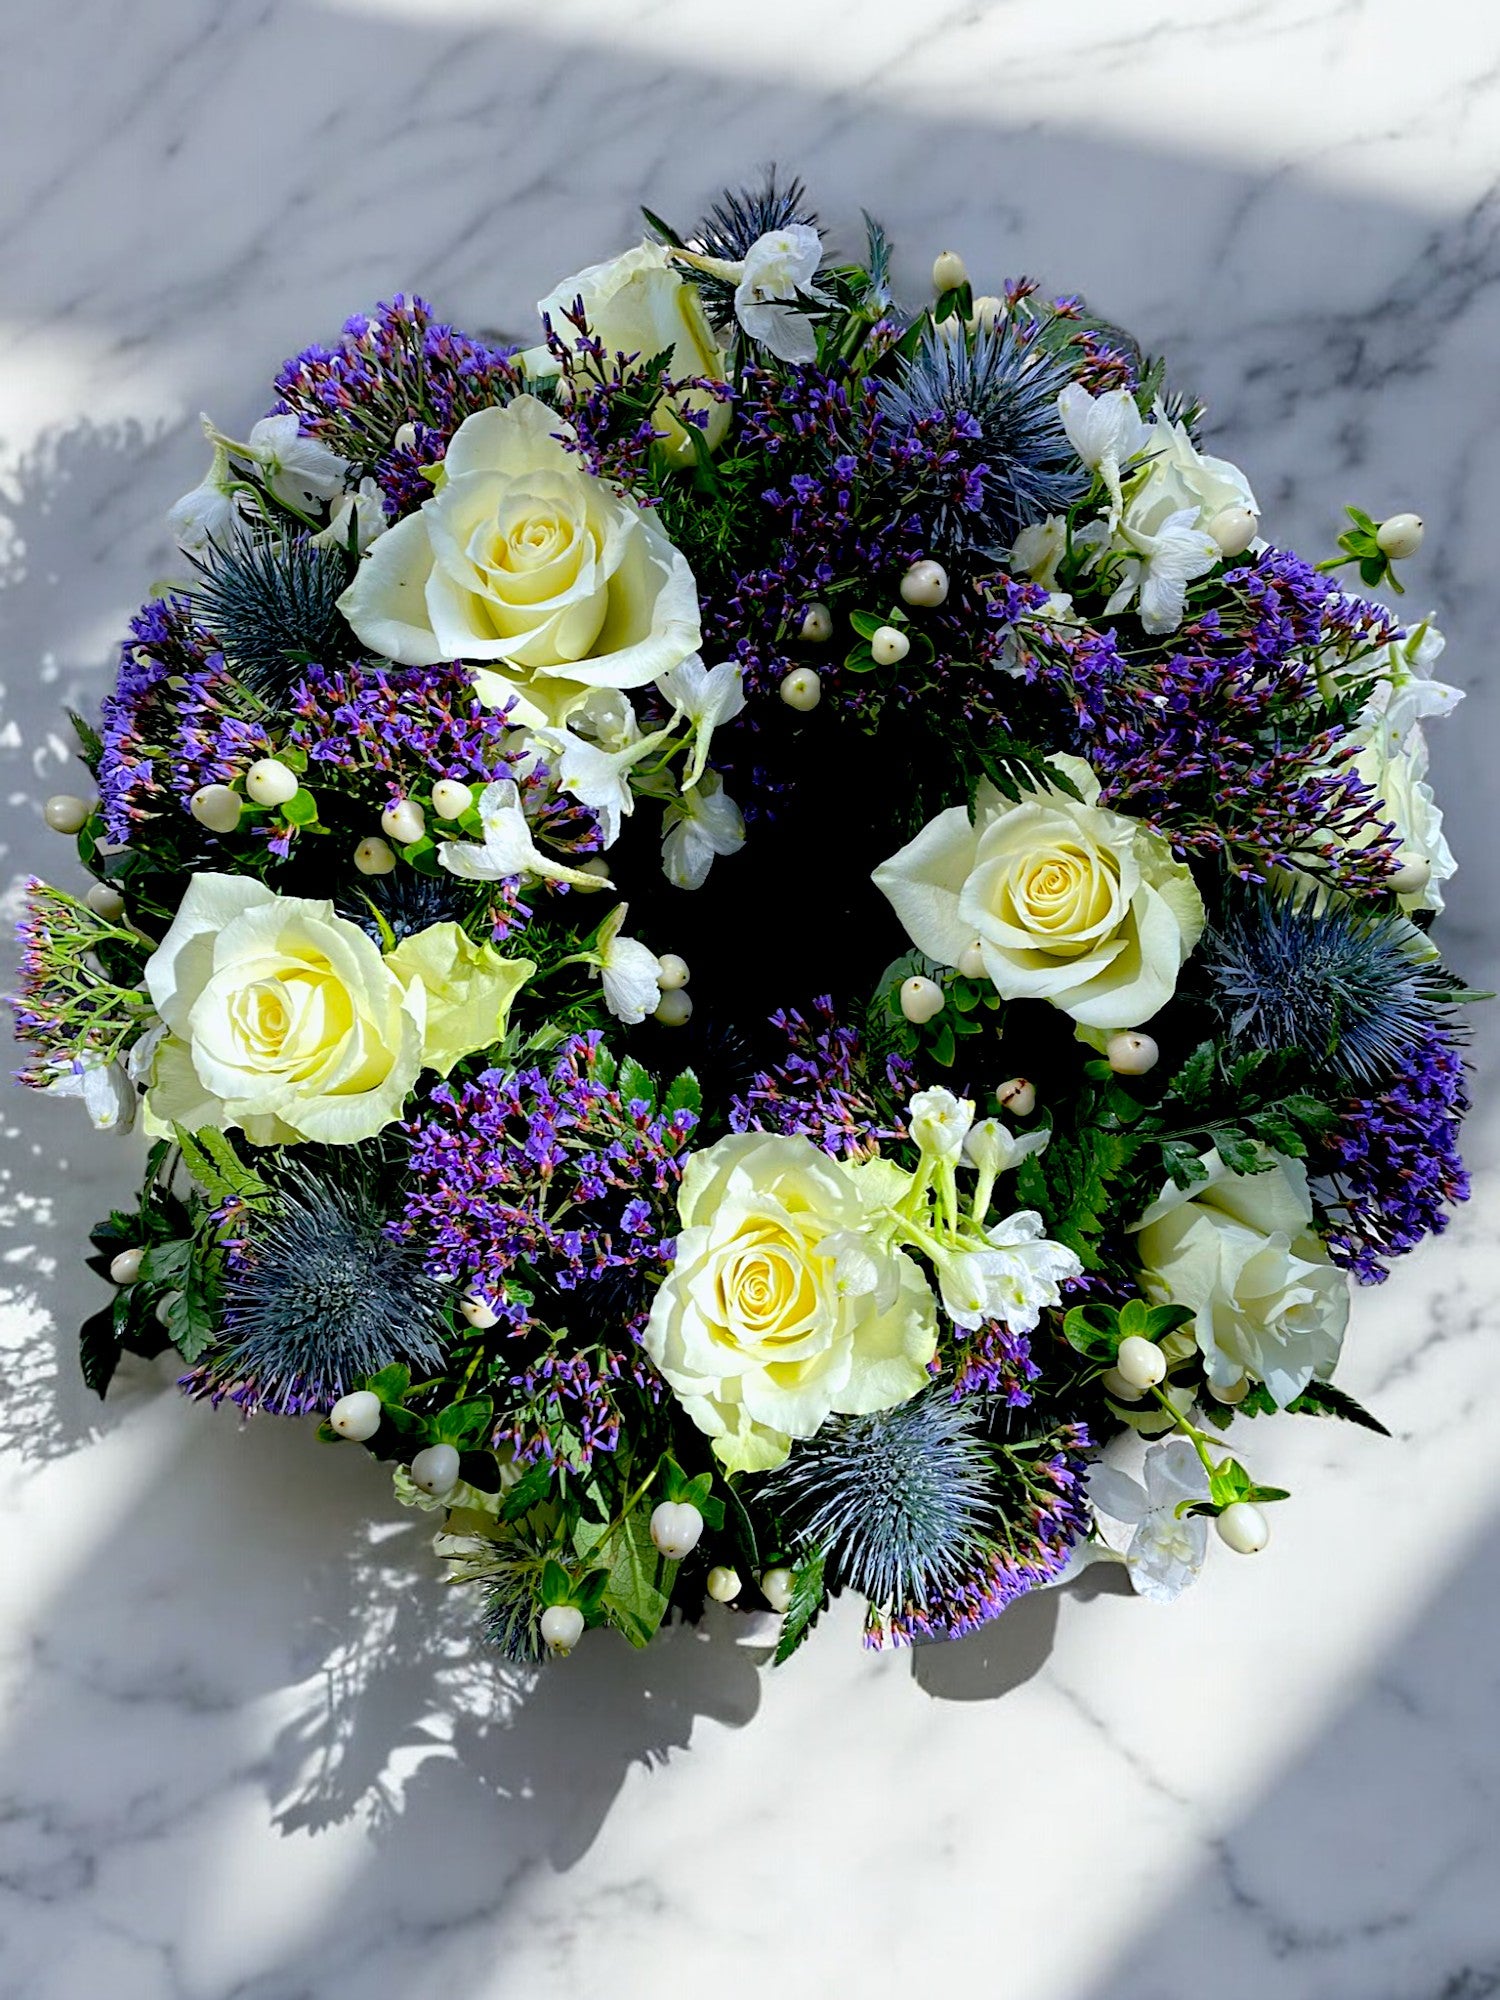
[1,2,1497,1994]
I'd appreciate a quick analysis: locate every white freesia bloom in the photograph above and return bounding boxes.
[167,437,239,554]
[873,754,1204,1030]
[642,1133,938,1473]
[658,655,747,790]
[1358,619,1463,750]
[313,476,387,554]
[594,903,663,1024]
[934,1210,1082,1333]
[908,1086,975,1161]
[142,875,426,1146]
[1131,1149,1350,1406]
[961,1117,1050,1180]
[1057,384,1151,524]
[41,1053,136,1131]
[1009,514,1069,589]
[336,396,702,727]
[1089,1439,1211,1603]
[733,226,825,365]
[1107,502,1223,636]
[527,241,730,463]
[528,691,670,849]
[1133,408,1258,534]
[245,413,348,511]
[438,778,607,889]
[661,771,745,890]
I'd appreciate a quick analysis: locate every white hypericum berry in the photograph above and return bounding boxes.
[329,1390,383,1441]
[109,1246,144,1286]
[656,952,690,992]
[392,421,420,453]
[996,1077,1036,1118]
[900,559,949,608]
[1216,1501,1270,1554]
[540,1604,585,1656]
[44,793,93,834]
[649,1500,705,1560]
[706,1565,742,1603]
[460,1295,499,1330]
[799,601,833,644]
[931,249,969,294]
[245,757,300,806]
[760,1566,796,1613]
[780,666,822,712]
[1100,1366,1145,1403]
[409,1443,462,1497]
[870,625,910,667]
[190,785,243,834]
[969,294,1003,332]
[1375,512,1424,560]
[1114,1334,1167,1390]
[354,836,396,876]
[899,975,945,1025]
[430,779,474,821]
[381,797,426,845]
[957,940,987,980]
[84,882,125,921]
[1207,506,1259,558]
[1389,855,1432,895]
[1106,1031,1159,1076]
[654,989,693,1028]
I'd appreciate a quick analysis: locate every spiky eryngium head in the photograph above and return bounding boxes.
[1201,892,1459,1086]
[192,532,359,702]
[680,172,820,330]
[210,1164,450,1415]
[334,867,474,948]
[877,319,1087,555]
[764,1387,1001,1617]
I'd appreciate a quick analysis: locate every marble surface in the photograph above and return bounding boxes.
[2,2,1498,1994]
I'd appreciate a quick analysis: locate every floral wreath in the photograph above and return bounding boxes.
[16,175,1473,1663]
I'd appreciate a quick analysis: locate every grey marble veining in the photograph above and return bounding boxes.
[1,3,1497,1995]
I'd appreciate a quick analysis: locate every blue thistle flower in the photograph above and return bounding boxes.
[765,1388,1001,1616]
[1202,893,1459,1086]
[679,172,820,331]
[212,1165,451,1415]
[876,320,1087,554]
[335,868,474,948]
[192,533,358,702]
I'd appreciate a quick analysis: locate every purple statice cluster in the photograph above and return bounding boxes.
[1045,293,1142,396]
[948,1320,1041,1405]
[729,997,914,1159]
[1321,1021,1471,1283]
[286,661,516,793]
[402,1034,698,1464]
[272,295,521,514]
[96,596,220,841]
[714,365,927,703]
[171,664,276,811]
[1017,549,1404,892]
[879,1420,1094,1646]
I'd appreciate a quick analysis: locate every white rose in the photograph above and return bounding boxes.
[1130,1149,1350,1407]
[526,242,730,465]
[1347,719,1456,914]
[643,1133,938,1474]
[143,875,425,1146]
[873,755,1204,1031]
[336,395,702,727]
[1132,409,1258,533]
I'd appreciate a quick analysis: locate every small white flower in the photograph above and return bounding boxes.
[528,696,671,849]
[934,1210,1082,1332]
[167,434,239,554]
[907,1086,975,1161]
[1107,504,1222,635]
[733,226,826,365]
[438,779,606,890]
[313,476,387,554]
[41,1054,136,1131]
[658,655,747,790]
[595,904,662,1024]
[1009,514,1069,589]
[661,771,745,890]
[961,1116,1050,1179]
[245,413,348,511]
[1357,618,1464,753]
[1088,1439,1211,1603]
[1057,384,1151,525]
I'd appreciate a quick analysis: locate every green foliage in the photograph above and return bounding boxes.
[772,1546,829,1665]
[1062,1297,1193,1362]
[1014,1115,1140,1268]
[576,1503,673,1649]
[1202,1377,1391,1437]
[872,950,1001,1070]
[965,731,1082,812]
[172,1124,269,1206]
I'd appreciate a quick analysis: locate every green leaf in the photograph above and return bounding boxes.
[364,1362,412,1405]
[773,1546,829,1665]
[79,1301,123,1398]
[722,1476,761,1572]
[599,1504,671,1648]
[848,609,886,640]
[1211,1128,1268,1177]
[433,1396,494,1447]
[1159,1139,1211,1191]
[502,1459,557,1523]
[661,1069,702,1123]
[172,1124,267,1205]
[1063,1303,1120,1359]
[1285,1379,1391,1437]
[1165,1041,1216,1111]
[1209,1457,1255,1507]
[280,786,318,827]
[616,1056,656,1110]
[539,1558,574,1608]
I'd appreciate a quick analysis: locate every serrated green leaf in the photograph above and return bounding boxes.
[79,1302,123,1398]
[616,1056,655,1110]
[1165,1041,1216,1110]
[504,1458,557,1523]
[365,1363,412,1405]
[1285,1379,1391,1436]
[434,1396,494,1447]
[661,1069,702,1123]
[600,1504,671,1648]
[1159,1138,1211,1191]
[1212,1129,1267,1177]
[772,1546,828,1665]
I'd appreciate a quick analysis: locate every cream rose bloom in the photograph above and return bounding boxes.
[1131,1149,1349,1406]
[144,876,426,1145]
[525,242,730,465]
[643,1133,939,1474]
[1347,720,1456,915]
[335,395,702,727]
[873,755,1204,1030]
